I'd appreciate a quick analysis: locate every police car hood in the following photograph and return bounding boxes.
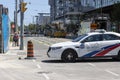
[51,41,78,47]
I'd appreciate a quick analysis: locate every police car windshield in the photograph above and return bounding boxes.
[72,34,88,42]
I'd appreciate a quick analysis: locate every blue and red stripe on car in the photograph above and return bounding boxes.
[82,44,120,57]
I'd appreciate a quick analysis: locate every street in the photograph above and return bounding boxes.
[29,37,120,80]
[1,0,120,80]
[0,36,120,80]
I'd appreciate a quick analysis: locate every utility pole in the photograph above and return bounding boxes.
[19,0,27,50]
[20,0,24,50]
[15,0,18,32]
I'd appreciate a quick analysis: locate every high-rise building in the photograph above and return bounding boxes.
[37,13,50,25]
[49,0,120,32]
[49,0,56,23]
[80,0,120,32]
[49,0,82,33]
[81,0,120,9]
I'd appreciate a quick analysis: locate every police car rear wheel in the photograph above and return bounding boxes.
[62,50,77,62]
[113,50,120,60]
[117,50,120,60]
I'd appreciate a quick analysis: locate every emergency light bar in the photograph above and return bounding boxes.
[94,29,106,33]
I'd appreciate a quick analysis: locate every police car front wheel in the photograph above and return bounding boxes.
[61,49,77,62]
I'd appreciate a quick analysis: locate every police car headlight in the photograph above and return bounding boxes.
[51,47,62,50]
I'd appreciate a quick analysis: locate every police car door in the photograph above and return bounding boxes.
[98,34,120,56]
[80,34,103,58]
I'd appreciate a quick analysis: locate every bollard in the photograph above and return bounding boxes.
[25,40,35,59]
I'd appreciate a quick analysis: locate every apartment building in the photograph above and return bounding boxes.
[81,0,120,9]
[81,0,120,31]
[49,0,120,32]
[49,0,82,33]
[49,0,56,22]
[37,13,50,25]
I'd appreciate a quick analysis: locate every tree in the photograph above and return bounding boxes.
[28,24,35,31]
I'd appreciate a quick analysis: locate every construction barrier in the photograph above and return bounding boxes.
[26,40,34,58]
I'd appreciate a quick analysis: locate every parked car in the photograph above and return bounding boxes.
[47,29,120,62]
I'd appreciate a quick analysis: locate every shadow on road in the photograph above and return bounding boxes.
[42,58,120,63]
[42,60,64,63]
[77,58,120,63]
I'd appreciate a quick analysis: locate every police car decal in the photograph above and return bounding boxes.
[82,43,120,57]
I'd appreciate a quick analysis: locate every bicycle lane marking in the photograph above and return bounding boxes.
[30,38,51,46]
[88,63,119,77]
[32,60,50,80]
[105,69,119,77]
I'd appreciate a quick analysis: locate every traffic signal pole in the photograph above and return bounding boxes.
[20,0,24,50]
[15,0,18,32]
[19,0,27,50]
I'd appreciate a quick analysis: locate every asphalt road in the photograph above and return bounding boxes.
[23,36,120,80]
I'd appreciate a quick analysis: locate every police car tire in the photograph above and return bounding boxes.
[112,51,120,61]
[117,50,120,60]
[61,49,77,62]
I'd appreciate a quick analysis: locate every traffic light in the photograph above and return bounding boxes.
[21,2,27,12]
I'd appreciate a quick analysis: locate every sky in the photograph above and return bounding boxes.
[0,0,50,25]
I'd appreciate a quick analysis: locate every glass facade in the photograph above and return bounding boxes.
[49,0,120,22]
[49,0,120,33]
[81,0,120,9]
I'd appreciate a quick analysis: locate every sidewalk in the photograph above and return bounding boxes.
[6,43,26,59]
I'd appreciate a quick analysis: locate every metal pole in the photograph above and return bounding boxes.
[15,0,18,32]
[20,0,24,50]
[101,0,103,19]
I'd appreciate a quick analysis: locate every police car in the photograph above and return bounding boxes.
[47,30,120,62]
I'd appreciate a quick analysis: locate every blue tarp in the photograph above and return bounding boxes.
[2,14,9,53]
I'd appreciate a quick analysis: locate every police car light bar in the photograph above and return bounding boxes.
[94,29,106,33]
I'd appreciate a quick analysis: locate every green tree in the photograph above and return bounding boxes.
[28,24,35,31]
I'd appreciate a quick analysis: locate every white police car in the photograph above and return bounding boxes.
[47,30,120,62]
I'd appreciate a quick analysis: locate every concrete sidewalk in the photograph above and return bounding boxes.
[6,43,27,59]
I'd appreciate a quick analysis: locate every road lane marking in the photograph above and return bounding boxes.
[88,63,119,77]
[31,38,51,46]
[32,59,50,80]
[105,69,119,77]
[88,63,96,67]
[44,44,50,46]
[37,64,41,69]
[42,73,50,80]
[32,60,36,62]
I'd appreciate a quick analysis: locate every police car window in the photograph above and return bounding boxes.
[103,34,120,40]
[83,34,102,42]
[72,34,88,42]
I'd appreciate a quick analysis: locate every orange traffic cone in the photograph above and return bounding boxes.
[25,40,35,59]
